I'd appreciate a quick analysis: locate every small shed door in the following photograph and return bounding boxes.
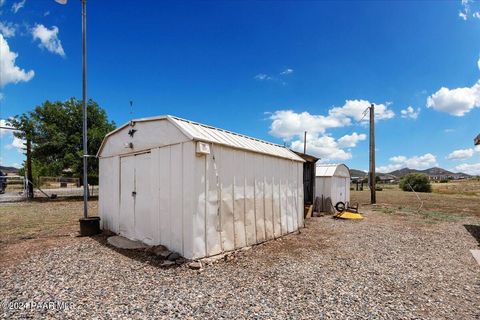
[133,152,154,243]
[119,156,135,239]
[119,152,153,243]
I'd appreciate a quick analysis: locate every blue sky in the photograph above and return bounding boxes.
[0,0,480,174]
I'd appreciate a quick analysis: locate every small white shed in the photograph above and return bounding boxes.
[97,115,305,260]
[315,164,351,213]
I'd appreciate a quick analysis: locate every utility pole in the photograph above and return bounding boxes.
[304,131,307,154]
[369,103,376,204]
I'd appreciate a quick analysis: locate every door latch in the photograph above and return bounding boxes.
[132,191,137,197]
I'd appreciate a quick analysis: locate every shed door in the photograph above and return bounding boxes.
[119,156,135,239]
[119,152,154,243]
[133,152,154,243]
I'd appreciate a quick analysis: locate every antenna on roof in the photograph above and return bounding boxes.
[129,100,134,119]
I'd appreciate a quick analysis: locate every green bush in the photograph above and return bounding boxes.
[399,173,432,193]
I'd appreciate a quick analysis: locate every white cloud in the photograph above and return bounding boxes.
[254,73,272,81]
[268,100,393,160]
[44,11,50,17]
[337,132,367,148]
[426,80,480,116]
[280,68,293,75]
[0,0,5,7]
[32,24,65,57]
[452,163,480,175]
[0,21,15,38]
[400,106,420,119]
[0,34,34,86]
[5,136,25,152]
[267,100,394,161]
[291,134,353,162]
[459,0,471,20]
[11,0,25,13]
[444,128,455,133]
[474,12,480,19]
[446,145,480,160]
[447,148,474,160]
[0,118,14,136]
[269,110,349,139]
[377,153,438,173]
[328,100,395,123]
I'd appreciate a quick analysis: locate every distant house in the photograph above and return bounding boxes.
[377,173,398,183]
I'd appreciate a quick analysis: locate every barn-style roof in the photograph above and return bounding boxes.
[98,115,305,162]
[315,163,350,178]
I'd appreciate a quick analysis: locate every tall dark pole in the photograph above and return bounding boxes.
[369,103,376,204]
[81,0,88,218]
[303,131,307,154]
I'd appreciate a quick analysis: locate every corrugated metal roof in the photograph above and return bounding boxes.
[168,116,304,162]
[316,164,350,177]
[98,115,304,162]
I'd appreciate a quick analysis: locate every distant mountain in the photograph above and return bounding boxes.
[389,168,421,178]
[351,166,472,180]
[389,167,471,179]
[0,166,19,174]
[349,169,398,181]
[349,169,367,178]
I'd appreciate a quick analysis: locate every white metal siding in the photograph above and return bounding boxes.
[191,145,303,259]
[154,142,195,257]
[99,156,120,233]
[99,116,304,260]
[99,120,190,158]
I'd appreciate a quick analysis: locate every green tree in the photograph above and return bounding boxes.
[399,173,432,193]
[9,98,115,184]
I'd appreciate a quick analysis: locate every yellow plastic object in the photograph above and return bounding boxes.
[335,211,364,220]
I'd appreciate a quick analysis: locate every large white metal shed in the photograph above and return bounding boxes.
[315,164,351,213]
[97,115,305,260]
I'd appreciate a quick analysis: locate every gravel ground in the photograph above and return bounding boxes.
[1,210,479,319]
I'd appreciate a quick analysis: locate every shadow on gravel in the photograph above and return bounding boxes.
[90,233,182,269]
[464,224,480,247]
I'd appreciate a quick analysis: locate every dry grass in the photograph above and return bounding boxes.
[0,200,97,244]
[0,200,98,267]
[352,180,480,219]
[431,179,480,196]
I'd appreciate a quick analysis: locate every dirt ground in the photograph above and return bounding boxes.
[0,183,479,267]
[0,200,97,267]
[1,207,479,319]
[0,185,479,318]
